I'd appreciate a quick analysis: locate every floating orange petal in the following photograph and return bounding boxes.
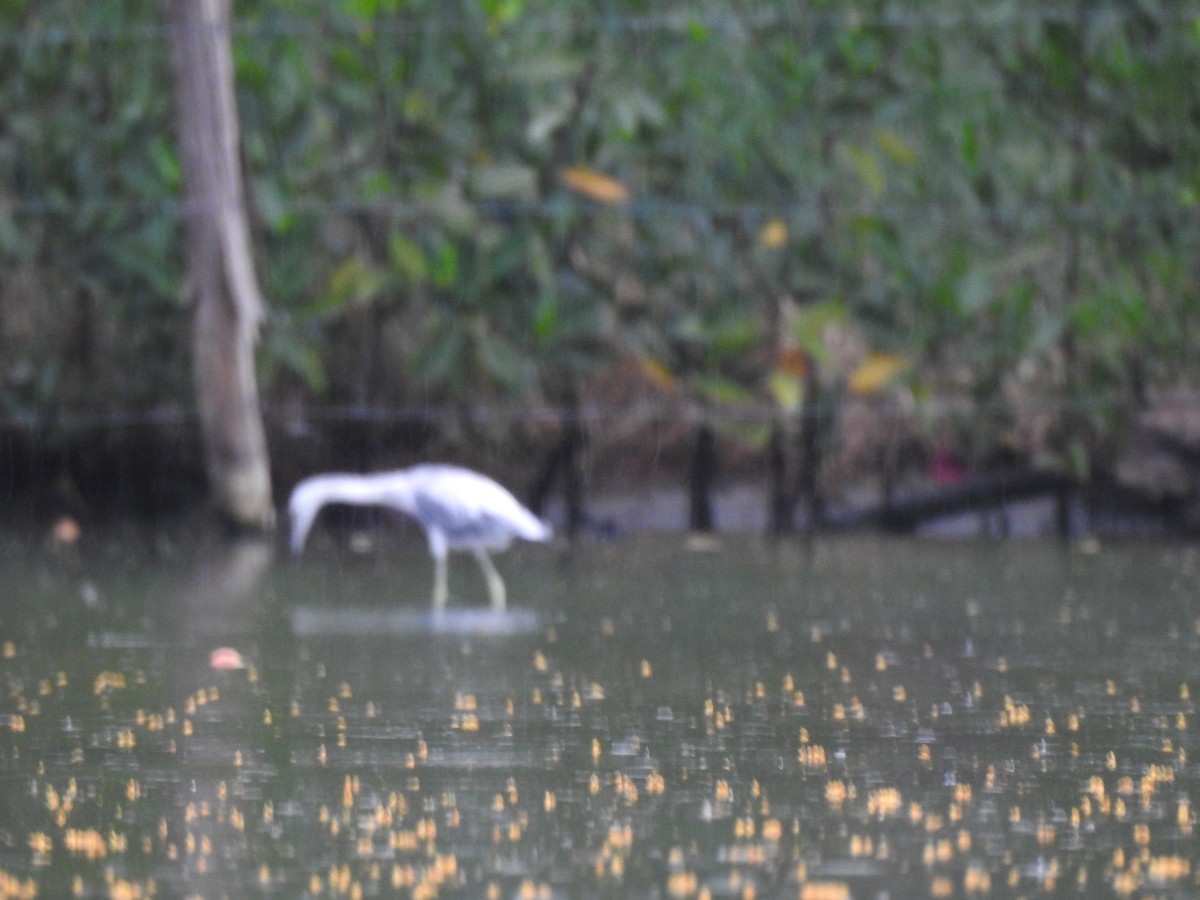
[210,647,247,670]
[559,167,630,204]
[52,515,81,545]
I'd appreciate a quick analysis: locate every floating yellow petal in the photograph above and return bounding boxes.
[559,167,630,204]
[848,352,909,395]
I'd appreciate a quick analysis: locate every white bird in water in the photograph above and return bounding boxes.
[288,464,551,611]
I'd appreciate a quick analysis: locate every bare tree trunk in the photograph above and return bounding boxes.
[528,384,587,538]
[170,0,273,530]
[767,420,792,534]
[688,421,716,533]
[795,365,827,531]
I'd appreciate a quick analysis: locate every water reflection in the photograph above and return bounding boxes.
[290,606,541,637]
[176,535,273,641]
[0,536,1199,896]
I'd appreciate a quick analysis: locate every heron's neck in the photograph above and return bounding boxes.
[362,471,418,514]
[304,473,404,509]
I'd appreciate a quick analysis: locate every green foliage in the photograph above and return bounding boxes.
[0,1,185,419]
[1,0,1198,478]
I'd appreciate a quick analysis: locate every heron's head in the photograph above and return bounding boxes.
[287,471,417,556]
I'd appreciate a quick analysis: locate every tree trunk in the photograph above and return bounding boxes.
[795,367,827,531]
[170,0,273,530]
[767,420,792,534]
[559,410,586,536]
[528,387,587,538]
[689,421,716,533]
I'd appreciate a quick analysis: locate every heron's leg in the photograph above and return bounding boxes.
[473,548,507,611]
[428,530,449,610]
[432,555,450,610]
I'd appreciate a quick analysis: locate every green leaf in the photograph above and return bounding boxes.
[526,234,555,293]
[361,169,398,200]
[414,327,465,382]
[1116,289,1148,334]
[957,267,991,315]
[686,18,711,44]
[401,90,434,124]
[528,101,573,145]
[330,46,371,82]
[711,418,770,450]
[468,162,538,201]
[147,137,179,188]
[481,0,523,29]
[875,129,917,167]
[793,300,849,362]
[346,0,382,20]
[429,185,480,236]
[709,313,759,359]
[960,122,979,172]
[533,292,559,342]
[509,52,585,86]
[472,231,530,294]
[1029,314,1065,353]
[388,233,426,285]
[256,176,295,234]
[309,256,385,318]
[271,337,328,394]
[844,144,884,195]
[694,375,753,406]
[1066,440,1090,481]
[430,242,460,289]
[473,329,529,391]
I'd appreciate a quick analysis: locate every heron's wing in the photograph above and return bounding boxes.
[410,472,548,548]
[411,492,508,546]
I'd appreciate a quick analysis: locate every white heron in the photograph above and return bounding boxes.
[288,464,551,611]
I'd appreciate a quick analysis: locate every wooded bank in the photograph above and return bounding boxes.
[2,2,1199,533]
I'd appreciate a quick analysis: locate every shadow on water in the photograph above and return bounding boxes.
[1,531,1200,896]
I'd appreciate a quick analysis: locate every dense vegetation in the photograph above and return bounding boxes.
[2,1,1199,519]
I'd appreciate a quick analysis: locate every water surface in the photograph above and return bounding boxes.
[1,534,1198,897]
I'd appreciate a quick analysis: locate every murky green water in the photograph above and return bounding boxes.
[2,533,1199,898]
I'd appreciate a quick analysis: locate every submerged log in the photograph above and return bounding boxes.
[834,468,1074,533]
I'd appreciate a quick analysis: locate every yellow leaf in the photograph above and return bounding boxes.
[759,217,788,248]
[769,370,804,413]
[559,167,630,204]
[635,357,676,392]
[843,144,884,195]
[848,353,909,396]
[875,129,918,167]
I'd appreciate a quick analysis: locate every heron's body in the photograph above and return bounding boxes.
[288,465,550,611]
